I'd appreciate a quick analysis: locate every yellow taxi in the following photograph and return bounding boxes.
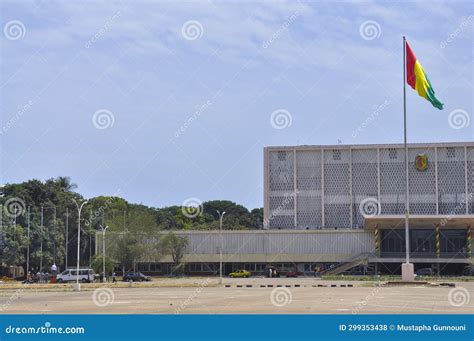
[229,269,251,278]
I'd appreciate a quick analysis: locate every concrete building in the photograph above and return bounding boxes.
[264,142,474,229]
[99,142,474,276]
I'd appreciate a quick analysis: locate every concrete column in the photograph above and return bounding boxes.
[435,224,440,258]
[293,149,297,228]
[467,224,472,257]
[374,225,380,257]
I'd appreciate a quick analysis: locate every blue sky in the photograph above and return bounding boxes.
[1,0,472,210]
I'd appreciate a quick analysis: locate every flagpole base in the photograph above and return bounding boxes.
[401,263,415,282]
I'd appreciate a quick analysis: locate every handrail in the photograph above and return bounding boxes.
[319,252,373,275]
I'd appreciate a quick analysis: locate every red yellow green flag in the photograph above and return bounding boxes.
[406,41,444,110]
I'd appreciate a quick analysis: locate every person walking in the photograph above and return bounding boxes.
[50,263,58,283]
[112,272,117,283]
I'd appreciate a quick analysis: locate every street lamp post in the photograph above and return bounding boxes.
[216,210,225,285]
[13,205,17,226]
[26,206,30,274]
[53,206,56,265]
[65,207,68,269]
[40,206,43,272]
[100,225,109,282]
[72,199,88,291]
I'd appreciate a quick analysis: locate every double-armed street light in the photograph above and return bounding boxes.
[216,210,226,284]
[100,225,109,281]
[72,199,88,291]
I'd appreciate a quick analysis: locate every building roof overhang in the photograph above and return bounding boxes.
[363,214,474,230]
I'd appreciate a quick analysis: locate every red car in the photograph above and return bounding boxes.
[285,271,302,278]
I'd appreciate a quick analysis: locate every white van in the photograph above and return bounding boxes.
[56,268,95,283]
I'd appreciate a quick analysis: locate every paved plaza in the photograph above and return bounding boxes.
[0,278,472,314]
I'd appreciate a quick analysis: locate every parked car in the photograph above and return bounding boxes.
[415,268,434,276]
[462,266,474,276]
[56,269,94,283]
[285,271,303,278]
[229,269,251,278]
[123,272,152,282]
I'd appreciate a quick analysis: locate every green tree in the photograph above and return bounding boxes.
[111,232,145,273]
[249,208,264,229]
[91,255,116,276]
[202,200,252,228]
[0,225,28,268]
[0,176,263,277]
[159,233,189,274]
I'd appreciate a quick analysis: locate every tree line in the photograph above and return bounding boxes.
[0,177,263,276]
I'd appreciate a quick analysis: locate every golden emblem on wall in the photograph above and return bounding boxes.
[415,153,428,171]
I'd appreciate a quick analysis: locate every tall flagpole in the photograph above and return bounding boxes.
[402,36,414,281]
[40,206,44,272]
[403,36,409,263]
[65,207,69,269]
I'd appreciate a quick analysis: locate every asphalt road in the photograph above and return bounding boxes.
[0,278,472,314]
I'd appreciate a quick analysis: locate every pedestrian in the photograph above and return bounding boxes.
[112,272,116,283]
[51,263,57,276]
[99,272,104,283]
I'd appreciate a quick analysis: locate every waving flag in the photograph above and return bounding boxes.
[405,41,444,110]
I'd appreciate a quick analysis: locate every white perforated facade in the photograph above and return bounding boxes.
[264,142,474,229]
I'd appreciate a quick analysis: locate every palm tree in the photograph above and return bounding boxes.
[55,177,77,191]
